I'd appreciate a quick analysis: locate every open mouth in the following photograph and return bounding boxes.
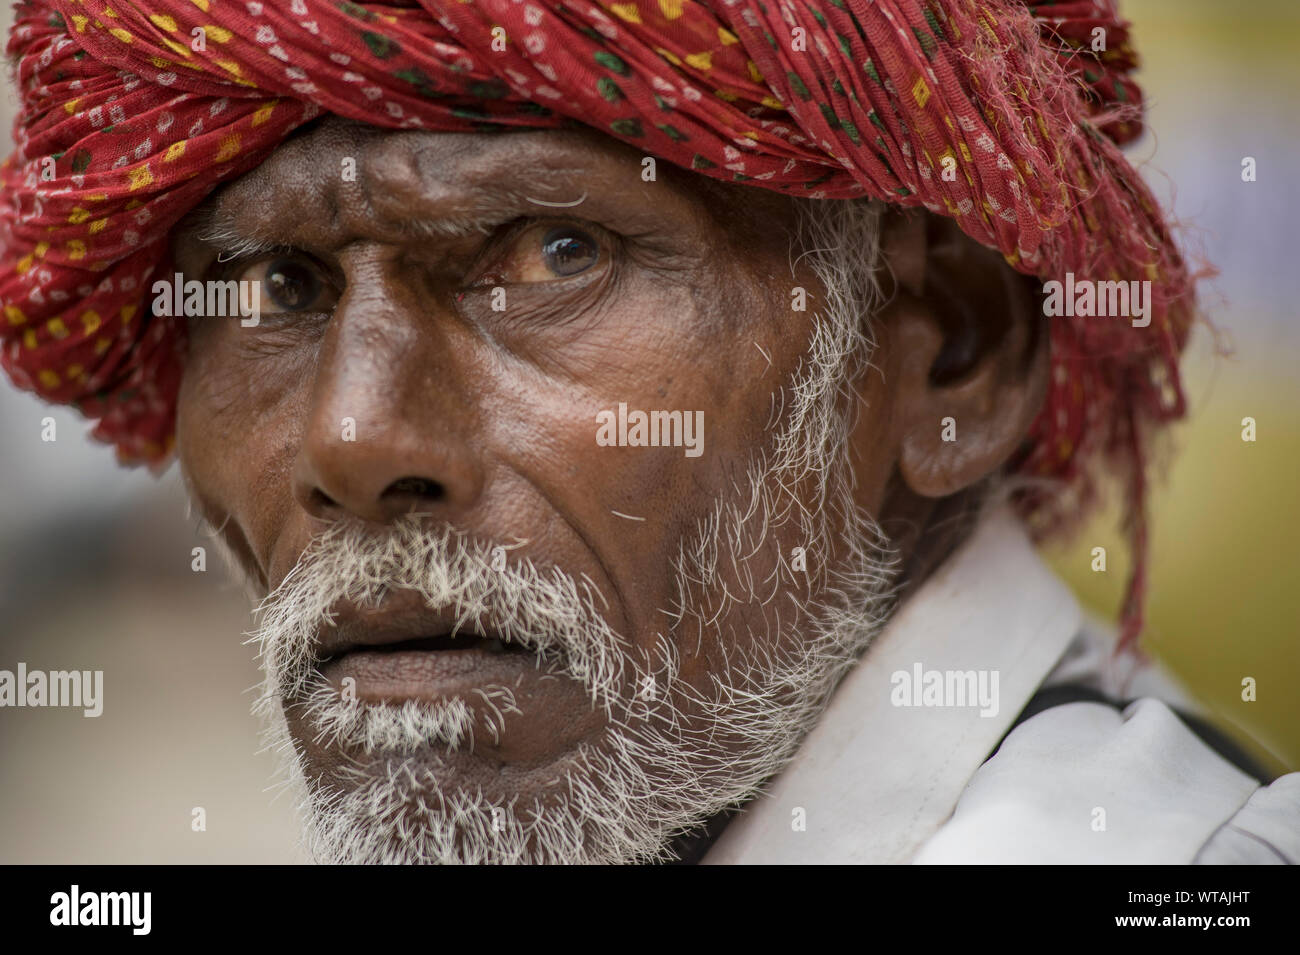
[320,631,536,664]
[310,626,551,707]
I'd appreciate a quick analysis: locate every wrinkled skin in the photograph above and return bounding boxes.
[172,116,1047,824]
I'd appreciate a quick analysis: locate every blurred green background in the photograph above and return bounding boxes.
[0,0,1295,862]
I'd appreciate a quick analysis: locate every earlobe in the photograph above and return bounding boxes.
[883,216,1050,500]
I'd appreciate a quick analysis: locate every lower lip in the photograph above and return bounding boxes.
[318,648,547,703]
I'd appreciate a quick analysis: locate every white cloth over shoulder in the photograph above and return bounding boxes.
[703,505,1299,865]
[1195,774,1300,864]
[914,698,1261,863]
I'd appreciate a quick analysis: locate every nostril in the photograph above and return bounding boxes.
[307,487,338,512]
[383,476,446,501]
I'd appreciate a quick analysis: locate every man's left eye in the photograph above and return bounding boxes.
[477,223,604,285]
[540,227,599,276]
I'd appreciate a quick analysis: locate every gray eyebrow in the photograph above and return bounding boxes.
[193,184,570,260]
[388,211,511,240]
[382,180,587,240]
[194,204,287,262]
[189,156,599,261]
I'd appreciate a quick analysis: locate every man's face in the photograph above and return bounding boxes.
[172,118,903,862]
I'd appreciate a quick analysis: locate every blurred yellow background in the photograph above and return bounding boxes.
[1042,0,1300,776]
[0,0,1296,862]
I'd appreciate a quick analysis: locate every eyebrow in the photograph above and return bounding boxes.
[195,180,586,259]
[385,199,534,241]
[197,222,284,262]
[192,142,692,260]
[380,172,597,240]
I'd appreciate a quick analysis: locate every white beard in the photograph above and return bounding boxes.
[248,311,901,864]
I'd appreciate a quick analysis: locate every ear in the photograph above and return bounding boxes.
[875,208,1050,499]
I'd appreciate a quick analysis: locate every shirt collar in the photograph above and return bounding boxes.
[703,504,1082,864]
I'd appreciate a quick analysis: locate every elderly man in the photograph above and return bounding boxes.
[2,0,1295,865]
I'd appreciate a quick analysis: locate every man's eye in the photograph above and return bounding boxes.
[540,226,599,277]
[477,223,603,285]
[235,256,336,313]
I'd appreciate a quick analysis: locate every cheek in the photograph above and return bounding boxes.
[504,261,815,658]
[175,330,310,571]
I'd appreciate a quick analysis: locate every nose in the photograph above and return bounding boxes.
[291,269,485,526]
[294,450,481,525]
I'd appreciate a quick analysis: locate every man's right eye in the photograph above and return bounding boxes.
[233,255,338,314]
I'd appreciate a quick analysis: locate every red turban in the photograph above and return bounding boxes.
[0,0,1197,645]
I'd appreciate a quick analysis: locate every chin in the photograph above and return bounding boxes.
[290,731,667,866]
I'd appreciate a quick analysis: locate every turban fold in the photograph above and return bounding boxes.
[0,0,1198,645]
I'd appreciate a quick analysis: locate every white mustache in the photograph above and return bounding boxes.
[249,519,638,741]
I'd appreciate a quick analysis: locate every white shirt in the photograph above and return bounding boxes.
[703,506,1299,864]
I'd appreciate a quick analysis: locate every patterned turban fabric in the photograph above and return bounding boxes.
[0,0,1197,646]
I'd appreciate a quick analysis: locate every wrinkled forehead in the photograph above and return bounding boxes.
[174,116,808,259]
